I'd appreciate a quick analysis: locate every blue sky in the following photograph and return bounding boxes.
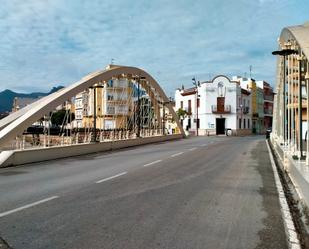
[0,0,308,96]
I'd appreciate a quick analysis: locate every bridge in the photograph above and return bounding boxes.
[0,65,184,167]
[270,22,309,208]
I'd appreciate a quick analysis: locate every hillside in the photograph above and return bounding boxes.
[0,86,64,112]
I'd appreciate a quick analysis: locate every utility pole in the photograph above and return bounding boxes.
[93,87,97,142]
[192,77,200,136]
[90,84,103,143]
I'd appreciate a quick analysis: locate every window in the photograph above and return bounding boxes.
[107,94,114,100]
[248,119,250,129]
[239,118,242,129]
[180,101,183,109]
[188,118,191,129]
[107,106,115,114]
[244,119,246,129]
[188,100,192,113]
[108,80,113,87]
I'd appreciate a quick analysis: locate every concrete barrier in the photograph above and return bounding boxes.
[0,134,183,168]
[270,137,309,208]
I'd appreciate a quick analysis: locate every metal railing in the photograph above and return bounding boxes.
[211,105,231,114]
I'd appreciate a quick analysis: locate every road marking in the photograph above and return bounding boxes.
[96,172,127,183]
[171,152,184,157]
[0,196,59,218]
[189,147,197,151]
[201,143,207,146]
[266,140,301,248]
[143,160,162,167]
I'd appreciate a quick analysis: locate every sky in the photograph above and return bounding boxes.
[0,0,308,96]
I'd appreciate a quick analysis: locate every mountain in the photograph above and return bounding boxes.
[0,86,64,112]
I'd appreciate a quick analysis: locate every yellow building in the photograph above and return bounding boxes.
[79,77,134,130]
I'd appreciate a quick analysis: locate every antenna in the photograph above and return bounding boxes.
[249,65,252,78]
[111,58,115,65]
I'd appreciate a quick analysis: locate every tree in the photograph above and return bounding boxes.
[176,108,188,120]
[51,110,75,127]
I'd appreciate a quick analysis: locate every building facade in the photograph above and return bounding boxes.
[12,97,41,112]
[233,76,274,134]
[175,75,252,136]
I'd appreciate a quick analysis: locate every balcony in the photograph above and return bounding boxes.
[264,109,273,116]
[243,106,249,114]
[211,105,231,114]
[264,95,274,102]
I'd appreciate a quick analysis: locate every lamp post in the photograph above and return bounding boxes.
[192,77,200,136]
[298,55,304,158]
[90,84,103,143]
[272,48,298,145]
[136,75,146,138]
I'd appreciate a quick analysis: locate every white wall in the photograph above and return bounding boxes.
[175,89,197,131]
[175,75,252,135]
[204,76,239,130]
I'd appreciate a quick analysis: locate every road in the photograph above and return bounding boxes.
[0,136,287,249]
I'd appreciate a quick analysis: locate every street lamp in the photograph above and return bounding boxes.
[297,55,305,158]
[192,77,200,136]
[134,75,146,138]
[89,84,103,143]
[272,48,298,144]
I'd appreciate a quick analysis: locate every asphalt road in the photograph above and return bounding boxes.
[0,136,288,249]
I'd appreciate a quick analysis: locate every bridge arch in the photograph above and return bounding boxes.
[0,65,185,148]
[272,22,309,156]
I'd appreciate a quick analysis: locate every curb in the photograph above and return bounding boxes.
[266,140,301,249]
[0,237,12,249]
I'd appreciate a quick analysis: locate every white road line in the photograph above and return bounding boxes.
[143,160,162,167]
[171,152,184,157]
[0,196,59,218]
[266,140,301,248]
[96,172,127,183]
[201,143,207,146]
[189,147,197,151]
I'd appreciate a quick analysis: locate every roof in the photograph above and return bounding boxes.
[201,75,239,84]
[241,88,251,95]
[181,87,197,96]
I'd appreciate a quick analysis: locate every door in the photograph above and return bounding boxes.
[216,118,225,135]
[217,97,225,113]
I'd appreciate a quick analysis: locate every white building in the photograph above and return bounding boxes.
[175,75,252,136]
[73,91,89,128]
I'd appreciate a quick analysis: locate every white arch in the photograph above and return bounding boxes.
[272,23,309,141]
[0,65,185,147]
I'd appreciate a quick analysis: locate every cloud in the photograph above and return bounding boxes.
[0,0,308,95]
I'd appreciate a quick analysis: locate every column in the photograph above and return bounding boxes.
[305,61,309,166]
[287,55,291,151]
[298,55,303,158]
